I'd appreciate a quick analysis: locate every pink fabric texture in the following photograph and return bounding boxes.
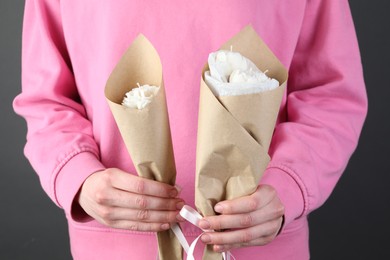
[14,0,367,259]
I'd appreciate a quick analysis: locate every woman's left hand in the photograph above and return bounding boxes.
[199,184,285,253]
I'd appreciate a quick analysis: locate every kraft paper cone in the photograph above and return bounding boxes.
[195,25,287,260]
[105,34,182,260]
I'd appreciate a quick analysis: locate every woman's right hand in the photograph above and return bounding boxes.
[78,168,184,232]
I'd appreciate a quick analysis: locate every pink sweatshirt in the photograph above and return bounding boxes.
[14,0,367,259]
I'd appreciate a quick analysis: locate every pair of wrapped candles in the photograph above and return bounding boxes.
[121,45,279,109]
[104,26,287,260]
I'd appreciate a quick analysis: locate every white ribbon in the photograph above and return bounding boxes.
[171,205,234,260]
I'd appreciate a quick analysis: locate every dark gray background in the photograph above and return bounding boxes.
[1,1,389,259]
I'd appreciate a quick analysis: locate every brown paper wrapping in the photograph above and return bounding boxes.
[105,34,182,260]
[195,25,288,260]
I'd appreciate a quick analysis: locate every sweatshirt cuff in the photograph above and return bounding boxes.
[55,151,105,220]
[260,166,305,228]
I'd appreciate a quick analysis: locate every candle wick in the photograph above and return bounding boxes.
[264,69,269,74]
[136,82,141,88]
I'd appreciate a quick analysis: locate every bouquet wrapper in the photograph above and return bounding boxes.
[105,34,182,260]
[195,25,288,260]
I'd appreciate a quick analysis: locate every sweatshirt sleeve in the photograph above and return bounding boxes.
[260,0,368,227]
[13,0,105,217]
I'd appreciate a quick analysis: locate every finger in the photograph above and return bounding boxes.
[200,211,267,231]
[104,168,179,198]
[103,219,172,232]
[212,235,276,252]
[201,219,282,246]
[98,188,185,211]
[98,206,180,224]
[200,199,284,230]
[213,185,276,214]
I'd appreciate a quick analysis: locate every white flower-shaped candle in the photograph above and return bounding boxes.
[205,49,279,96]
[122,83,160,109]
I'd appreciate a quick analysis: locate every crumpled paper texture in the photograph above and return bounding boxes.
[105,34,182,260]
[195,25,288,260]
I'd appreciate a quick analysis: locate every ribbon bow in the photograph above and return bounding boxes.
[171,205,234,260]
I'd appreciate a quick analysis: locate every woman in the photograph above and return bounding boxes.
[14,0,367,259]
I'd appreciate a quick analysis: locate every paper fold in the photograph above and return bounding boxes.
[105,34,182,260]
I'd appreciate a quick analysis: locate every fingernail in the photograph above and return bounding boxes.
[214,204,223,213]
[214,245,225,253]
[161,223,170,230]
[170,189,178,198]
[175,184,182,193]
[201,234,211,243]
[176,201,185,210]
[199,219,211,230]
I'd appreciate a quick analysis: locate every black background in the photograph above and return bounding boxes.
[1,1,389,259]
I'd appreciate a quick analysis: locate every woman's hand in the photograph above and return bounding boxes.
[78,168,184,232]
[199,185,284,252]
